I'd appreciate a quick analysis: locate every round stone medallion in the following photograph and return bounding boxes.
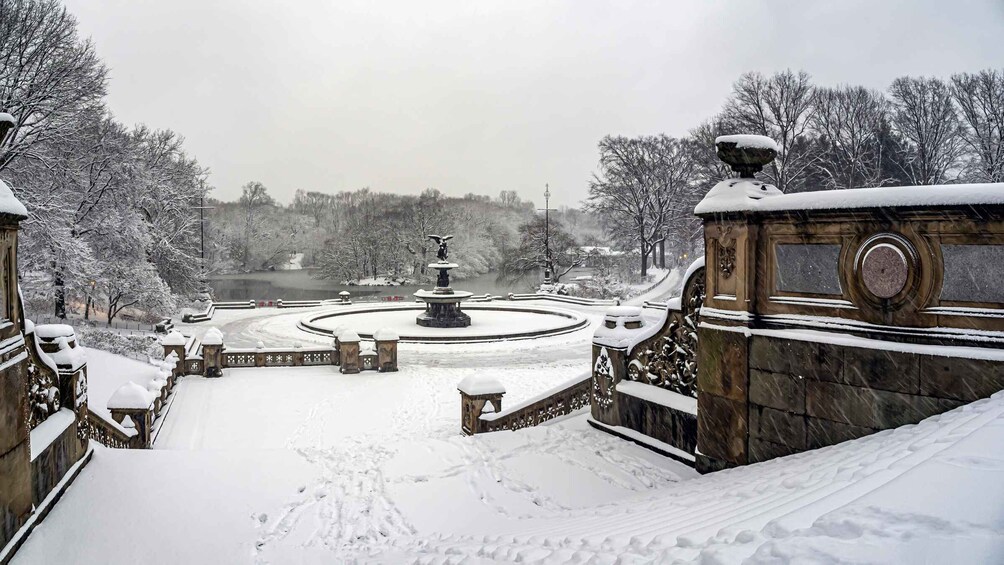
[860,243,909,299]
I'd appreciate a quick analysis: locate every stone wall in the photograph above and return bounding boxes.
[745,334,998,463]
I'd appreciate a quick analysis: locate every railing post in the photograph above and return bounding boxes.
[591,306,647,427]
[375,328,399,372]
[161,330,186,382]
[107,382,154,448]
[338,331,360,374]
[457,376,505,435]
[202,327,225,378]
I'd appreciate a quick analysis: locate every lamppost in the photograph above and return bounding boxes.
[192,190,214,297]
[537,184,557,284]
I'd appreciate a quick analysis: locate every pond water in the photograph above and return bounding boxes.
[207,269,535,302]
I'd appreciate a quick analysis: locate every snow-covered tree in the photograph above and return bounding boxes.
[586,135,697,276]
[0,0,107,170]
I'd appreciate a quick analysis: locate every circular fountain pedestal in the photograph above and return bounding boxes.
[415,262,472,328]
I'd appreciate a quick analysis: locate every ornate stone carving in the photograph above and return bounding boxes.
[718,240,736,279]
[592,347,615,409]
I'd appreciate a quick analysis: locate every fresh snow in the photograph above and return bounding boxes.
[715,133,780,152]
[17,298,1003,564]
[106,381,153,410]
[159,329,187,346]
[457,375,506,396]
[616,380,698,414]
[28,408,75,461]
[0,178,28,218]
[34,324,75,339]
[697,180,1004,215]
[85,348,163,425]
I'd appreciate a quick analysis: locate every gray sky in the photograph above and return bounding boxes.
[65,0,1004,207]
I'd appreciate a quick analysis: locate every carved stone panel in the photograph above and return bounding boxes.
[940,244,1004,304]
[775,244,842,295]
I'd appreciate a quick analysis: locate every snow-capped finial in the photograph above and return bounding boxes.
[715,134,778,178]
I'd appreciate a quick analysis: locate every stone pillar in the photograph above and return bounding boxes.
[109,407,153,448]
[293,343,303,366]
[690,136,777,473]
[107,381,154,448]
[590,306,647,427]
[202,327,225,378]
[339,291,351,304]
[161,330,187,381]
[457,376,505,435]
[339,331,360,374]
[375,328,399,372]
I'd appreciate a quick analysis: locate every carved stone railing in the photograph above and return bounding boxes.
[86,406,141,449]
[459,372,591,435]
[160,327,398,378]
[625,266,705,398]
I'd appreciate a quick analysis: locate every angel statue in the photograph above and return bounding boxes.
[427,234,453,262]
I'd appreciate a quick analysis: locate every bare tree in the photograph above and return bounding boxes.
[951,70,1004,183]
[811,86,892,189]
[888,76,964,185]
[237,181,274,270]
[722,70,818,192]
[499,216,583,283]
[0,0,107,170]
[586,135,695,276]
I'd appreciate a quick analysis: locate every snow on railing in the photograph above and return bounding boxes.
[86,406,141,449]
[463,372,592,435]
[506,293,619,307]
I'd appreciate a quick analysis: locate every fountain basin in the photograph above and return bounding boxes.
[298,303,590,343]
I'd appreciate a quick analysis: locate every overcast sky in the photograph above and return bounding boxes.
[64,0,1004,207]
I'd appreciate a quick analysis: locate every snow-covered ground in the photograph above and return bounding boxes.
[85,348,163,425]
[14,299,1004,564]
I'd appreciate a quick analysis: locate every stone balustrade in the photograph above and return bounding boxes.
[458,373,591,435]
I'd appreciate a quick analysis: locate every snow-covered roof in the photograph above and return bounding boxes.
[696,181,1004,215]
[0,179,28,219]
[0,113,13,126]
[374,328,399,341]
[35,324,75,340]
[107,381,153,410]
[715,133,780,152]
[457,375,506,396]
[161,330,187,346]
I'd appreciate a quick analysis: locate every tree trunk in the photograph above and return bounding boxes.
[639,223,648,277]
[54,264,66,319]
[659,240,666,269]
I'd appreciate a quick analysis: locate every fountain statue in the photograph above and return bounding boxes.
[414,234,473,328]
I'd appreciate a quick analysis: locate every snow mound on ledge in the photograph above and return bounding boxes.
[457,375,505,396]
[695,178,783,214]
[715,133,780,152]
[0,179,28,218]
[107,381,153,410]
[160,330,187,346]
[373,328,399,341]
